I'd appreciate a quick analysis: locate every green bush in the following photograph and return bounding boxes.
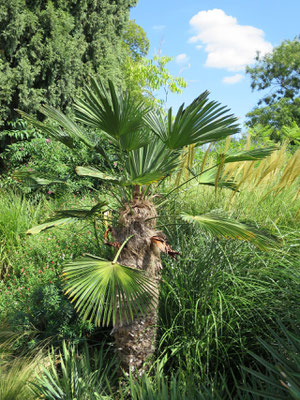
[0,191,113,350]
[0,119,110,195]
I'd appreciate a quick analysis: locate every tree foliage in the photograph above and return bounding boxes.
[123,19,150,61]
[246,37,300,137]
[0,0,137,127]
[125,55,188,105]
[247,37,300,104]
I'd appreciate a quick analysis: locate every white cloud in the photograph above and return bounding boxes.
[153,25,166,31]
[196,45,203,50]
[222,73,244,84]
[189,9,272,71]
[176,53,189,64]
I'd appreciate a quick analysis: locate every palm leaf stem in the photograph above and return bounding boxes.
[93,217,102,253]
[159,162,222,204]
[105,185,124,207]
[141,184,152,199]
[112,235,134,264]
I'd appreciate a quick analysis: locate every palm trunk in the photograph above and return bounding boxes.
[111,199,162,374]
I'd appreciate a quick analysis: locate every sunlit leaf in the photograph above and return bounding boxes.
[27,202,107,234]
[13,170,67,187]
[181,212,275,250]
[75,78,150,142]
[223,147,277,163]
[145,92,240,149]
[63,255,157,327]
[27,218,75,235]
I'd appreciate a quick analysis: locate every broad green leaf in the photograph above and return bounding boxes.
[181,212,275,250]
[63,255,157,327]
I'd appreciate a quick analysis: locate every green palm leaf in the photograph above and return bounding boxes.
[27,201,107,234]
[119,128,152,151]
[194,168,238,190]
[17,106,94,149]
[13,170,67,187]
[181,212,274,250]
[63,255,157,327]
[27,218,76,235]
[126,141,181,185]
[145,92,240,149]
[74,79,150,146]
[223,147,277,163]
[76,166,126,184]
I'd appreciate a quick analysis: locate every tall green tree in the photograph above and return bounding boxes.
[246,37,300,138]
[22,79,276,374]
[0,0,137,127]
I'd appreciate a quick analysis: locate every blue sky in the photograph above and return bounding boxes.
[130,0,300,131]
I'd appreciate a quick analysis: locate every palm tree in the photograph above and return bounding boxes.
[19,79,275,374]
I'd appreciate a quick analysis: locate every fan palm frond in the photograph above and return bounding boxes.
[63,254,157,327]
[223,147,277,163]
[126,141,181,185]
[26,201,107,234]
[74,79,150,147]
[192,167,238,190]
[27,217,76,235]
[76,166,128,185]
[145,92,240,149]
[181,212,275,250]
[13,170,67,187]
[17,107,94,149]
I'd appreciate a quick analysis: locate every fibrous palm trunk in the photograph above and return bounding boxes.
[111,199,162,375]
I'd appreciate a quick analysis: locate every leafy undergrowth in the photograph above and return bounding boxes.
[0,158,299,398]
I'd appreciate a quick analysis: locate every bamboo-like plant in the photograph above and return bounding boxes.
[20,79,276,373]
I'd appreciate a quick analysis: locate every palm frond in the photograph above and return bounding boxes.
[27,217,76,235]
[74,78,150,144]
[119,128,153,151]
[76,166,126,185]
[63,255,157,327]
[26,201,107,234]
[193,167,238,191]
[40,105,95,148]
[126,141,181,185]
[13,170,67,187]
[16,110,75,149]
[17,107,94,149]
[223,147,277,163]
[145,92,240,149]
[181,212,275,250]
